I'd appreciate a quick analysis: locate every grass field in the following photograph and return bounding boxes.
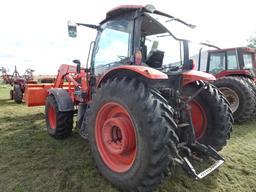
[0,84,256,192]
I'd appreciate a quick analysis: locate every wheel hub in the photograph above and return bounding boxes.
[190,100,207,139]
[102,117,135,155]
[219,87,239,113]
[95,102,137,173]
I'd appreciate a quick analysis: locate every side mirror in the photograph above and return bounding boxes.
[68,20,77,38]
[73,59,81,73]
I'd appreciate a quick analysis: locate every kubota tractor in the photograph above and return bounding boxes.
[25,5,233,191]
[200,47,256,122]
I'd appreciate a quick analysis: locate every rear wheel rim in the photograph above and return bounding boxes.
[219,87,239,113]
[48,105,56,129]
[190,100,207,139]
[95,102,137,173]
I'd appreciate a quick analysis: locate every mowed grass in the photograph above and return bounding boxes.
[0,85,256,192]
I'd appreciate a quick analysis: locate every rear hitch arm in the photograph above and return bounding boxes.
[181,143,224,180]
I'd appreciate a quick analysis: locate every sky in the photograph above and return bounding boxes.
[0,0,256,75]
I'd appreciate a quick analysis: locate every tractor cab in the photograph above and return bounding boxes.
[68,5,199,79]
[206,47,256,79]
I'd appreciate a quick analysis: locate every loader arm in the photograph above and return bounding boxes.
[54,64,78,88]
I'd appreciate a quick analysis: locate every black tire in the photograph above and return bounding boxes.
[240,77,256,117]
[182,83,233,151]
[87,77,179,192]
[214,76,255,123]
[45,95,73,139]
[10,90,14,100]
[13,84,23,103]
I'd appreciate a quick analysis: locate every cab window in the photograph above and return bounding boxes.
[243,53,253,69]
[208,52,225,74]
[227,50,238,70]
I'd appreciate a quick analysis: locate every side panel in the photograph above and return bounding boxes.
[97,65,168,87]
[49,88,74,112]
[182,70,216,86]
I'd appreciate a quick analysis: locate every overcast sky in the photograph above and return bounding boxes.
[0,0,255,75]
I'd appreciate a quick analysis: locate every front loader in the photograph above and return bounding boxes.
[25,5,233,191]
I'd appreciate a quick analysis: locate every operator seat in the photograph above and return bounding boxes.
[146,50,164,68]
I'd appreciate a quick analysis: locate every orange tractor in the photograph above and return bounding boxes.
[25,5,233,191]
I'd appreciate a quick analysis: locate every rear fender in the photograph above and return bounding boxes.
[97,65,168,87]
[182,70,216,87]
[215,70,254,79]
[49,88,74,112]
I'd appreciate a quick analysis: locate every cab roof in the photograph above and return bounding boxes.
[208,47,256,53]
[106,5,144,19]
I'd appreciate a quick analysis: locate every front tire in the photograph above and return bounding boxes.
[182,83,233,151]
[10,90,14,100]
[87,77,179,192]
[45,95,73,139]
[13,84,23,103]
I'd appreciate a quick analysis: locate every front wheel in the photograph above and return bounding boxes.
[87,77,179,191]
[10,90,14,100]
[13,84,23,103]
[45,95,73,139]
[182,83,233,151]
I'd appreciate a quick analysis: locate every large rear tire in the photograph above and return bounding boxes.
[87,77,179,192]
[240,77,256,117]
[214,76,255,123]
[13,84,23,103]
[182,83,233,151]
[45,95,73,139]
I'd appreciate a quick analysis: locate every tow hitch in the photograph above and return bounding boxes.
[181,142,224,179]
[173,81,225,179]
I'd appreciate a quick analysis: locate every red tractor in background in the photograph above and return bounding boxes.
[25,5,233,191]
[199,47,256,123]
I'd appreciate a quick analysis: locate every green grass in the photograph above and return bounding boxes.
[0,85,256,192]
